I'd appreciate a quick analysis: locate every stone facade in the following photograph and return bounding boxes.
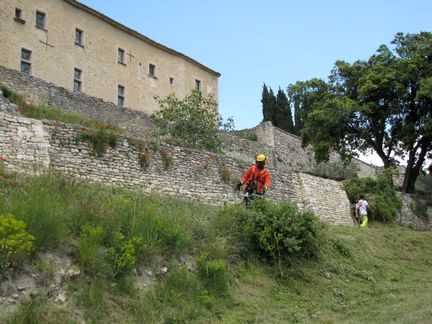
[0,0,219,115]
[0,101,354,226]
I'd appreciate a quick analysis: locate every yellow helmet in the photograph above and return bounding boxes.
[256,154,266,163]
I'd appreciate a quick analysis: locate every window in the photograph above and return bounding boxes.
[75,28,83,46]
[118,85,125,108]
[15,8,22,18]
[149,64,156,78]
[20,48,32,75]
[36,10,46,29]
[14,8,25,23]
[73,68,82,92]
[170,77,174,85]
[118,48,125,64]
[195,79,201,91]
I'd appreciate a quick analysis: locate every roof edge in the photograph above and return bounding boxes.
[64,0,221,77]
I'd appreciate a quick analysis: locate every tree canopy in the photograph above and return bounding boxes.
[299,32,432,192]
[261,84,295,133]
[153,91,234,153]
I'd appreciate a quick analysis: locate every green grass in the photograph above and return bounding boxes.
[1,172,431,323]
[0,84,100,128]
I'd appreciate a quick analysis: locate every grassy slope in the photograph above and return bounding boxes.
[225,224,432,323]
[0,175,431,323]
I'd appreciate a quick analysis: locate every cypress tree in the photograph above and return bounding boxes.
[275,88,294,132]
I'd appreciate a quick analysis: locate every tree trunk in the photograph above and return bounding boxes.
[401,141,429,193]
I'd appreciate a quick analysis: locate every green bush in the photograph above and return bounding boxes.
[107,232,145,278]
[214,200,324,265]
[78,123,122,156]
[218,164,231,184]
[343,168,403,222]
[310,161,359,180]
[0,213,35,270]
[196,253,230,296]
[153,91,234,152]
[247,200,324,263]
[78,224,106,275]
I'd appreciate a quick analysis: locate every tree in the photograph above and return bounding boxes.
[301,32,432,193]
[153,91,234,153]
[274,88,294,133]
[287,78,329,135]
[261,83,276,123]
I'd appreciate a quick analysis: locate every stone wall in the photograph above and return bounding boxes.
[227,122,377,178]
[0,104,355,226]
[0,112,50,173]
[0,66,155,140]
[2,103,430,230]
[0,65,377,179]
[396,193,432,231]
[298,173,353,226]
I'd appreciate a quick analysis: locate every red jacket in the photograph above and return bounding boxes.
[241,164,271,194]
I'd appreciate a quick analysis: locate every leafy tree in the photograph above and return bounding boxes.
[287,78,329,135]
[275,88,294,133]
[153,91,234,153]
[301,32,432,193]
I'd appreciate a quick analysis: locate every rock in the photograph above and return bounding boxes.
[55,292,67,304]
[66,267,81,278]
[17,285,26,291]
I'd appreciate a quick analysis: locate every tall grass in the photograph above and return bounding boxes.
[0,172,216,254]
[1,172,432,323]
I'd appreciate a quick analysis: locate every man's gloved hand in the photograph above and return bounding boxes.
[236,181,242,191]
[263,187,268,194]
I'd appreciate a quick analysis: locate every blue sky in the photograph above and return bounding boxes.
[80,0,432,165]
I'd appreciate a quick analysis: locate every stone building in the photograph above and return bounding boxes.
[0,0,220,115]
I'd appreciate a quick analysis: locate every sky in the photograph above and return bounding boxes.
[79,0,432,166]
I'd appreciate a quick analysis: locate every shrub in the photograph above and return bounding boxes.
[0,213,35,270]
[214,200,324,266]
[78,123,122,156]
[218,164,231,183]
[235,130,258,142]
[159,149,173,171]
[78,224,106,275]
[196,253,230,295]
[343,168,403,222]
[107,232,145,278]
[310,161,359,180]
[153,91,234,152]
[138,148,153,170]
[246,200,324,263]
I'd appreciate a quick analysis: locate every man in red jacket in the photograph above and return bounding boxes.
[236,154,271,196]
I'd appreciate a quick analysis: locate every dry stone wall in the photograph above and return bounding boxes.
[396,193,432,231]
[0,66,155,140]
[1,94,430,229]
[0,104,355,225]
[298,173,353,226]
[0,112,50,173]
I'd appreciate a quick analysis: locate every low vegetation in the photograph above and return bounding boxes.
[343,168,403,222]
[310,160,359,181]
[0,170,431,323]
[0,84,99,128]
